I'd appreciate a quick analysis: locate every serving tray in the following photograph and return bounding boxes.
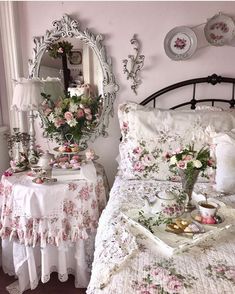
[121,206,234,255]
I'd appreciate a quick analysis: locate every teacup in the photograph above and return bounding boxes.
[198,201,218,218]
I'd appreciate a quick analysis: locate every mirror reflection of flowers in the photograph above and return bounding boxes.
[47,40,73,59]
[39,86,102,143]
[165,144,216,178]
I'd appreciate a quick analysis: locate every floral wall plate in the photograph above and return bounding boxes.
[204,13,235,46]
[164,26,198,61]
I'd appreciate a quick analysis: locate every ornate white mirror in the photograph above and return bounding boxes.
[28,14,118,148]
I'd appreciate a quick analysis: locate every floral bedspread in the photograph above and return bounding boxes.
[87,177,235,294]
[0,163,108,248]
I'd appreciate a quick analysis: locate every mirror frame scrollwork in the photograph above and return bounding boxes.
[28,14,118,147]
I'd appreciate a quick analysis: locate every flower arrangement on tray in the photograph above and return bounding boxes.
[165,144,216,177]
[165,144,216,211]
[39,92,102,144]
[47,40,73,59]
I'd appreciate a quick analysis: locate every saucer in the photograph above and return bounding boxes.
[32,177,57,185]
[191,209,224,225]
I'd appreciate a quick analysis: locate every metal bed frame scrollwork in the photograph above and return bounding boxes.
[140,74,235,109]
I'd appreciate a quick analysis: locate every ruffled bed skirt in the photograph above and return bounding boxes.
[1,232,96,293]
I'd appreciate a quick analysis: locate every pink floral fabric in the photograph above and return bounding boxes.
[0,164,108,248]
[118,102,235,181]
[87,176,235,294]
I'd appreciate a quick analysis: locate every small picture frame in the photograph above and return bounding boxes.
[69,50,82,65]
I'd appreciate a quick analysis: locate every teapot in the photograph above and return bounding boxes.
[144,190,188,219]
[37,150,55,170]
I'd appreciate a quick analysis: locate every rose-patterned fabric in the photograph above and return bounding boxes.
[118,102,235,181]
[87,176,235,294]
[0,163,108,248]
[0,163,109,292]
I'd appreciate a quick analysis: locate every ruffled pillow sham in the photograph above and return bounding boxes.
[213,130,235,193]
[118,102,235,181]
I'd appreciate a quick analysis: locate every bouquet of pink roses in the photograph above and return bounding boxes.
[165,144,216,178]
[39,92,101,143]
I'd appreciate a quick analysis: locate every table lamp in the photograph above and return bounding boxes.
[11,78,44,164]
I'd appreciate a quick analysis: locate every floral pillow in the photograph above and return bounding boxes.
[118,102,235,181]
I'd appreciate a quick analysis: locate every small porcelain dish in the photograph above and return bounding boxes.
[164,26,197,60]
[204,13,235,46]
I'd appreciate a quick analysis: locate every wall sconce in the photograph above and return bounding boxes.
[123,34,145,95]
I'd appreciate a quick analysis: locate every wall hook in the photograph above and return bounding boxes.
[123,34,145,95]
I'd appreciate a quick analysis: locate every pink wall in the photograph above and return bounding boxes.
[16,1,235,185]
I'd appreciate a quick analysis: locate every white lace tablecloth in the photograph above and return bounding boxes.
[0,163,109,292]
[87,177,235,294]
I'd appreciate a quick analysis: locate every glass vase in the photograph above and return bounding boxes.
[179,169,200,212]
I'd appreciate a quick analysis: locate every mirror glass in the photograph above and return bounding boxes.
[39,37,103,98]
[28,14,118,148]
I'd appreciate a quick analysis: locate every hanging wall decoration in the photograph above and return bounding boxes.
[204,12,235,46]
[164,26,198,61]
[123,34,145,95]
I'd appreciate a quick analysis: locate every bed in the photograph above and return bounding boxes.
[87,74,235,294]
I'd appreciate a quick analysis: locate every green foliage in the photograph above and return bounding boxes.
[47,41,73,59]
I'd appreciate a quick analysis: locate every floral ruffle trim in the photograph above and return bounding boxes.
[0,221,92,248]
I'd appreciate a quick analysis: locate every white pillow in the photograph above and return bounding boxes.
[213,130,235,193]
[118,102,235,181]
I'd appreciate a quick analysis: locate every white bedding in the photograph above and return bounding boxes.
[87,176,235,294]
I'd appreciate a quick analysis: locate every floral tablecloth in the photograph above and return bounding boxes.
[0,163,109,292]
[87,177,235,294]
[0,163,108,248]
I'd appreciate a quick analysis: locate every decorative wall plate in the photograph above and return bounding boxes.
[204,13,235,46]
[164,26,197,61]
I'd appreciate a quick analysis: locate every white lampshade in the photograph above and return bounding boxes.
[42,77,64,101]
[11,78,44,111]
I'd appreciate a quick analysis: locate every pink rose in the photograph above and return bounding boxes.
[142,154,154,165]
[133,147,143,155]
[177,160,187,169]
[133,161,145,172]
[165,276,183,292]
[215,265,227,273]
[44,108,52,116]
[64,111,73,121]
[86,114,93,121]
[77,108,84,119]
[182,155,193,161]
[84,107,91,114]
[54,118,65,128]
